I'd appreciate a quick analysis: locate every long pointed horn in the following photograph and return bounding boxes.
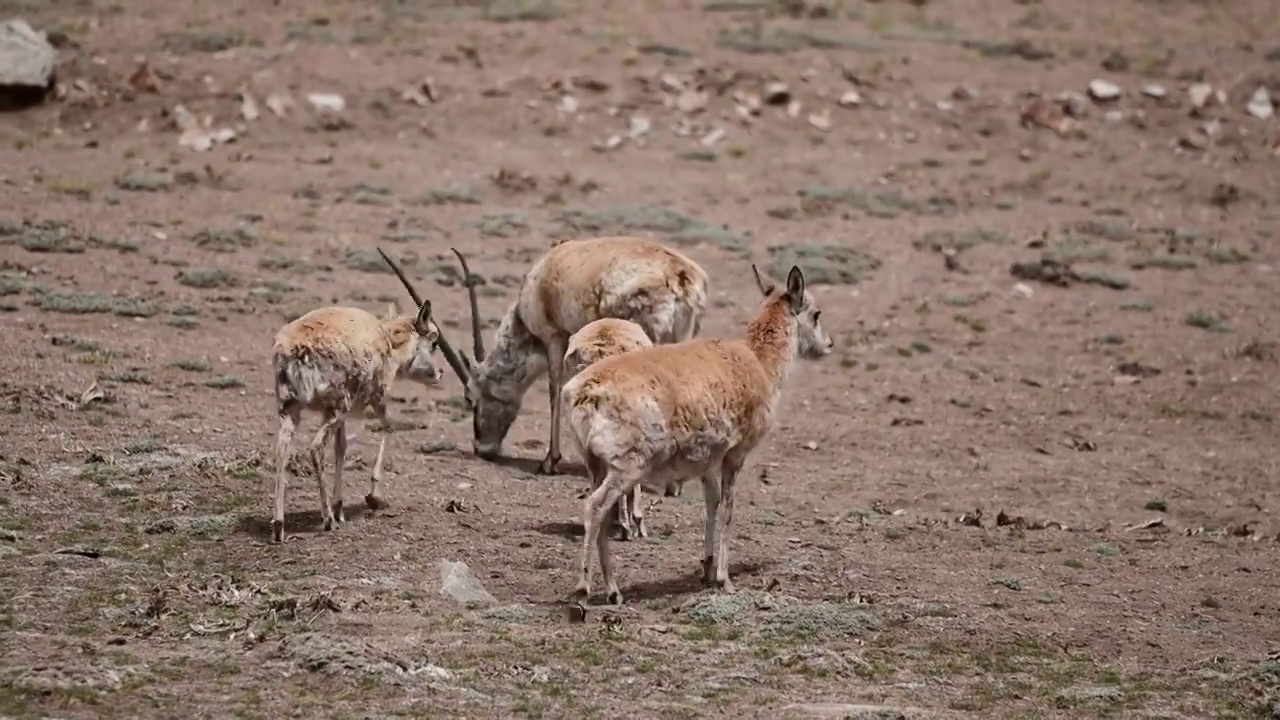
[450,247,485,362]
[376,247,471,384]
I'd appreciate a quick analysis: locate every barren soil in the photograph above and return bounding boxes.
[2,0,1279,717]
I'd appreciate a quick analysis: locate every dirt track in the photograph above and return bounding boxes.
[2,0,1279,717]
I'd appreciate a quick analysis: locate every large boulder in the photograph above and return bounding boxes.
[0,18,57,108]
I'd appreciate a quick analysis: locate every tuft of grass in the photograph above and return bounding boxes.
[677,148,718,163]
[177,268,238,289]
[171,358,212,373]
[114,171,172,192]
[1205,246,1251,264]
[1185,309,1229,333]
[3,221,85,253]
[1144,497,1167,512]
[804,184,957,219]
[1129,254,1198,271]
[191,227,258,253]
[204,375,246,389]
[113,297,161,318]
[767,244,881,285]
[481,0,561,22]
[419,186,482,206]
[123,436,165,455]
[1120,301,1153,312]
[167,316,199,330]
[915,227,1011,254]
[157,29,252,53]
[343,249,397,274]
[547,205,749,254]
[474,212,530,239]
[33,291,113,314]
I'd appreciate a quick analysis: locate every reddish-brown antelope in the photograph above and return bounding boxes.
[270,252,447,543]
[564,318,655,541]
[382,236,709,475]
[561,264,833,604]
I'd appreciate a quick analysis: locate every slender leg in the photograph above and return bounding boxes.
[715,455,745,591]
[309,411,340,531]
[331,418,347,526]
[273,405,301,543]
[539,339,567,475]
[366,401,389,510]
[630,483,649,539]
[700,469,722,585]
[575,469,629,602]
[596,491,620,605]
[664,482,683,498]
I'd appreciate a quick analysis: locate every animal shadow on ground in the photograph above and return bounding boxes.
[616,560,774,603]
[482,453,589,479]
[236,503,376,540]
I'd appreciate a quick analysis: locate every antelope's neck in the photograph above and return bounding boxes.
[744,301,798,390]
[478,306,547,398]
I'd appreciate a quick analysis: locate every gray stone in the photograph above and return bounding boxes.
[0,19,56,89]
[438,560,497,609]
[781,702,931,719]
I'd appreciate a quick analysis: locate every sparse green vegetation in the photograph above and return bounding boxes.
[767,244,881,285]
[802,185,958,219]
[177,268,239,289]
[204,375,246,389]
[1185,309,1229,333]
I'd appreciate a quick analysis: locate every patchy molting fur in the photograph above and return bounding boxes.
[271,304,442,543]
[563,319,655,541]
[458,236,709,474]
[561,265,832,604]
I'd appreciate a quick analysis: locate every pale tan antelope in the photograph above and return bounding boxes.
[382,236,709,476]
[564,318,655,541]
[561,264,833,605]
[270,255,447,543]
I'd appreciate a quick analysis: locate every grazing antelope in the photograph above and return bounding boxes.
[564,318,655,541]
[270,258,446,543]
[561,264,833,605]
[381,236,709,476]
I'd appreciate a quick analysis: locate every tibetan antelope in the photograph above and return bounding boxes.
[564,318,655,541]
[382,236,709,475]
[270,256,445,543]
[561,264,833,604]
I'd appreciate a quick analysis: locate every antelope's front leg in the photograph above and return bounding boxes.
[539,339,568,475]
[365,400,389,511]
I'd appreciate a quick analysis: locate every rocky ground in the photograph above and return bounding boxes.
[1,0,1279,718]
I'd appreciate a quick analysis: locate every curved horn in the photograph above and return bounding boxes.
[377,247,471,384]
[451,247,485,362]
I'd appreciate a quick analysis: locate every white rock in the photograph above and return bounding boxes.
[807,110,831,131]
[306,92,345,113]
[556,94,578,114]
[0,19,57,90]
[1087,79,1121,102]
[675,89,707,114]
[266,92,293,117]
[1141,84,1167,99]
[627,114,651,139]
[837,89,862,107]
[1246,86,1273,120]
[699,126,725,146]
[1188,83,1214,110]
[238,89,260,121]
[1012,282,1034,298]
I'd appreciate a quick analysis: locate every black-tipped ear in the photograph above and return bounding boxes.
[751,264,774,297]
[785,265,805,313]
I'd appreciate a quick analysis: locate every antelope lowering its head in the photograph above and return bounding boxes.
[564,318,655,541]
[383,236,709,475]
[270,252,447,543]
[561,264,833,605]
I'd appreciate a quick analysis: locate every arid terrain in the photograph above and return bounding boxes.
[2,0,1279,717]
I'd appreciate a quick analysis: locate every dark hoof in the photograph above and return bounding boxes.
[537,455,562,475]
[365,493,386,511]
[331,502,345,524]
[272,520,285,543]
[636,519,649,539]
[617,524,634,542]
[607,590,624,606]
[701,556,716,586]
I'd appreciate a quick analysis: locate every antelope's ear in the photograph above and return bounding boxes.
[785,265,806,314]
[414,299,433,327]
[384,302,400,321]
[751,264,775,297]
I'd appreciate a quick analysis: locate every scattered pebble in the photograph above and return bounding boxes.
[1087,79,1121,102]
[1141,84,1167,99]
[1246,86,1273,120]
[837,89,862,108]
[306,92,345,113]
[763,82,790,105]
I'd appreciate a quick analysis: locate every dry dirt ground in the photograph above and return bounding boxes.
[2,0,1280,717]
